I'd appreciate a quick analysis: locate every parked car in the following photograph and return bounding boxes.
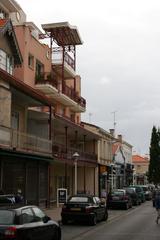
[61,194,108,225]
[129,185,145,203]
[0,205,61,240]
[0,194,16,205]
[108,189,132,210]
[123,187,141,205]
[140,185,152,200]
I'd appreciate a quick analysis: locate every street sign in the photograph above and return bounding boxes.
[57,188,67,206]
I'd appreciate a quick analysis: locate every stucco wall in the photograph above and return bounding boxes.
[14,25,51,87]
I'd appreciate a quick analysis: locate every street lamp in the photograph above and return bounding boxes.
[73,152,80,195]
[110,163,115,191]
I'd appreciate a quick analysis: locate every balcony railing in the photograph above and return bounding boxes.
[0,125,52,156]
[35,72,58,89]
[62,84,86,108]
[35,73,86,109]
[52,47,75,70]
[52,141,97,164]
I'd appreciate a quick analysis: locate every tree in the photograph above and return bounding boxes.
[148,126,160,184]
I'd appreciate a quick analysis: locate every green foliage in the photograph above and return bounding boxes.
[148,126,160,184]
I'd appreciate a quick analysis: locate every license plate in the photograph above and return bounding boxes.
[70,208,81,211]
[112,196,119,200]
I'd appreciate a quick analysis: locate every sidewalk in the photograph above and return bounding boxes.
[44,205,62,223]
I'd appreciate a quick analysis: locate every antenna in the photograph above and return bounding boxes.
[89,113,93,123]
[111,111,117,132]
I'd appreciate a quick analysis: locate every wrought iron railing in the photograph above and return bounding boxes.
[0,125,52,156]
[52,141,97,163]
[62,84,86,108]
[52,47,75,70]
[35,72,58,89]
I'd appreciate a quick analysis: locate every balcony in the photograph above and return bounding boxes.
[35,73,86,112]
[52,142,97,165]
[0,125,52,157]
[52,47,76,78]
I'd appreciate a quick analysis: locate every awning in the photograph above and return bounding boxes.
[0,148,53,163]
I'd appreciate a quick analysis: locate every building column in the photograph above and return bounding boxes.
[64,126,68,189]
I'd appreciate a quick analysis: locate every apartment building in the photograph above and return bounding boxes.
[0,0,100,204]
[0,15,53,207]
[82,122,116,197]
[112,134,133,188]
[132,154,149,185]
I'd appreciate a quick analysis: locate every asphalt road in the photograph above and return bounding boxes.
[62,201,160,240]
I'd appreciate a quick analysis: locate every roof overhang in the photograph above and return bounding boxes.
[41,22,83,46]
[0,0,22,12]
[0,68,52,106]
[55,114,100,141]
[0,19,22,66]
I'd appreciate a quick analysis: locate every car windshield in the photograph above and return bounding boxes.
[0,210,15,225]
[142,187,148,191]
[69,197,89,203]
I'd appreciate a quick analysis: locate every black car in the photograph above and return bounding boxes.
[0,205,61,240]
[61,194,108,225]
[124,187,141,205]
[108,189,132,209]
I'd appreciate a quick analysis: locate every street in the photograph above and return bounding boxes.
[61,201,159,240]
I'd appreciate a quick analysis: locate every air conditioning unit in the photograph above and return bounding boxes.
[0,13,4,19]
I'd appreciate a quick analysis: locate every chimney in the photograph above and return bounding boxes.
[117,134,122,143]
[109,129,115,137]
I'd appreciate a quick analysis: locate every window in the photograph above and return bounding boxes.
[36,60,44,77]
[28,54,34,69]
[0,49,13,74]
[32,207,45,220]
[0,210,15,225]
[20,208,34,224]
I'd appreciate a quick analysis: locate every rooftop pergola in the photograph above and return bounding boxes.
[41,22,83,46]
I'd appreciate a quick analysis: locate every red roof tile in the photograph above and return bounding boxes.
[132,155,149,163]
[112,143,120,154]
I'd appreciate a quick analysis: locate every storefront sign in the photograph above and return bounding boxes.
[57,188,67,206]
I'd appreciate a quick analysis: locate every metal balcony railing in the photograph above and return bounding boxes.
[62,84,86,108]
[52,47,75,70]
[0,125,52,156]
[35,73,86,108]
[52,141,97,164]
[35,72,58,89]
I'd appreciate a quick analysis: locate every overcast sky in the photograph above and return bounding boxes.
[17,0,160,155]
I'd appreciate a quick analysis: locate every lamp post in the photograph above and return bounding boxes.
[73,152,79,195]
[110,163,115,191]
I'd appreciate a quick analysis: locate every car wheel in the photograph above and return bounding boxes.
[102,211,108,221]
[125,203,129,210]
[52,229,61,240]
[90,214,97,226]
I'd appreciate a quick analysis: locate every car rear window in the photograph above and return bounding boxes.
[0,210,15,225]
[126,188,134,193]
[69,197,89,203]
[112,191,124,196]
